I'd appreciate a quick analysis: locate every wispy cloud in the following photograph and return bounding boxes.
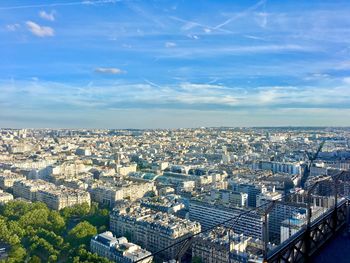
[343,77,350,84]
[157,44,318,59]
[170,16,232,34]
[94,67,125,74]
[165,42,176,48]
[0,0,119,10]
[26,21,54,37]
[171,0,266,35]
[255,12,268,28]
[5,23,20,32]
[39,10,55,21]
[125,1,165,28]
[2,79,349,112]
[214,0,266,30]
[143,79,163,89]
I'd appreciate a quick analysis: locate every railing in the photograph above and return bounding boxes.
[265,171,350,262]
[132,171,350,263]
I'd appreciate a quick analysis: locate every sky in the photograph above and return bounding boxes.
[1,0,350,128]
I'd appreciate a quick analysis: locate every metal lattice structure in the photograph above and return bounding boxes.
[266,199,348,263]
[133,171,350,263]
[266,171,350,263]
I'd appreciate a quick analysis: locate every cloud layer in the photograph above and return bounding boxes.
[2,79,349,111]
[2,78,350,128]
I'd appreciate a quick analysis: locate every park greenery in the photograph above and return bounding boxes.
[0,200,112,263]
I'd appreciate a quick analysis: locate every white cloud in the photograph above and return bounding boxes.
[39,10,55,21]
[26,21,54,37]
[187,34,199,40]
[6,23,20,31]
[343,77,350,85]
[204,28,211,33]
[165,42,176,48]
[336,61,350,70]
[94,67,125,74]
[254,85,350,106]
[2,79,349,117]
[244,35,266,40]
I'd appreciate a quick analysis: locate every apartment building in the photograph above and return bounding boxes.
[110,205,201,260]
[192,227,250,263]
[90,180,156,207]
[90,231,152,263]
[13,179,90,210]
[13,179,50,201]
[189,200,264,240]
[90,185,124,207]
[0,190,13,204]
[258,161,301,176]
[36,185,90,210]
[0,172,25,190]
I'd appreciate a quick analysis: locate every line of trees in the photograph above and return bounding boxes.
[0,200,112,263]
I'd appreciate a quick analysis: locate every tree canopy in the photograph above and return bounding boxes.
[0,200,111,263]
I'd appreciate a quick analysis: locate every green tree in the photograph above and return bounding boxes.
[7,245,26,263]
[84,208,109,229]
[7,221,26,239]
[69,245,112,263]
[0,218,21,246]
[28,235,59,262]
[0,201,114,263]
[36,228,64,248]
[19,208,50,229]
[48,211,65,233]
[61,203,90,220]
[28,255,42,263]
[1,200,31,220]
[31,202,49,211]
[67,221,97,247]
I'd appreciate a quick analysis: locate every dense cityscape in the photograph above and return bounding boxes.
[2,0,350,262]
[0,127,349,262]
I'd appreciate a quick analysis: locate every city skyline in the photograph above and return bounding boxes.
[1,0,350,128]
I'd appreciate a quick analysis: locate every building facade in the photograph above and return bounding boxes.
[189,200,264,240]
[90,231,152,263]
[110,205,201,260]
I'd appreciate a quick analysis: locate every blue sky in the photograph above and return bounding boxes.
[1,0,350,128]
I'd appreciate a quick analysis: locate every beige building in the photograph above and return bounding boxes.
[0,190,13,204]
[90,180,155,207]
[192,228,250,263]
[110,205,201,260]
[37,185,91,210]
[13,179,90,210]
[13,179,50,201]
[0,172,25,190]
[120,180,155,201]
[116,164,137,176]
[90,185,124,207]
[90,231,153,263]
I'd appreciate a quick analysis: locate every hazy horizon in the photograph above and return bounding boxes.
[1,124,350,130]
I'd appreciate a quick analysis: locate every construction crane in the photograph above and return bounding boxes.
[300,140,325,188]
